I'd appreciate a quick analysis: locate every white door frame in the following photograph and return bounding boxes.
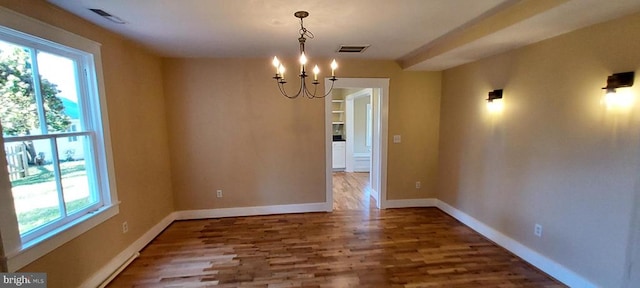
[325,78,389,211]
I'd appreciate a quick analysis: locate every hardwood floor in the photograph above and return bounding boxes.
[333,172,375,210]
[108,208,564,287]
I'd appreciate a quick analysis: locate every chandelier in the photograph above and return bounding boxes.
[271,11,338,99]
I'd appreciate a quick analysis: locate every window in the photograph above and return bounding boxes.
[68,124,78,142]
[0,31,108,241]
[0,8,118,272]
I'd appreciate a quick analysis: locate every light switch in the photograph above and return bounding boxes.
[393,135,401,143]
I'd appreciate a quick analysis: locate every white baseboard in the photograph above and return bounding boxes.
[383,198,437,209]
[79,212,177,288]
[436,200,596,288]
[82,199,595,288]
[175,202,327,220]
[80,203,326,287]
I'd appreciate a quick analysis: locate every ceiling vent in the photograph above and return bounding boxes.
[337,45,370,53]
[89,8,126,24]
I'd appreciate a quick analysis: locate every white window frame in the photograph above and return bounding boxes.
[0,7,119,272]
[68,124,78,142]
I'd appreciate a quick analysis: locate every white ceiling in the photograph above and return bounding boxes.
[47,0,640,71]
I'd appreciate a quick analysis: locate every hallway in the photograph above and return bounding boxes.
[332,172,376,210]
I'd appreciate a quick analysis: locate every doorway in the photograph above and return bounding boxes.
[324,78,389,211]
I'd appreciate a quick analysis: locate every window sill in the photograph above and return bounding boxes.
[5,202,120,272]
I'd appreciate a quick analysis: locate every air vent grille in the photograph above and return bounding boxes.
[337,45,370,53]
[89,8,126,24]
[89,8,111,17]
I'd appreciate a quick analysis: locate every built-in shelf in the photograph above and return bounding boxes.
[332,97,345,137]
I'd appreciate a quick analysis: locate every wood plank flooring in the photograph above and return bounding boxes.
[333,172,375,211]
[107,207,565,287]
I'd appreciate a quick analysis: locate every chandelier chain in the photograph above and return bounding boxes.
[299,18,314,39]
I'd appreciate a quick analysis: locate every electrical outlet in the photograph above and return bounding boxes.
[415,181,421,189]
[393,135,401,143]
[216,189,223,198]
[534,224,542,237]
[122,221,128,234]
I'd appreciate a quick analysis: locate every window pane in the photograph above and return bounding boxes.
[36,51,78,133]
[58,135,97,214]
[6,139,61,234]
[0,40,41,137]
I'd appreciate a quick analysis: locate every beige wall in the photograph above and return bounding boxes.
[0,220,5,272]
[0,0,437,285]
[164,58,441,209]
[438,12,640,287]
[0,1,174,287]
[163,58,327,209]
[5,1,637,287]
[336,61,441,200]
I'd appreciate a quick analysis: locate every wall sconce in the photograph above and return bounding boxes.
[487,89,504,113]
[602,71,635,108]
[487,89,503,102]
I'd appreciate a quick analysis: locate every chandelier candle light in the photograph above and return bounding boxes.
[272,11,338,99]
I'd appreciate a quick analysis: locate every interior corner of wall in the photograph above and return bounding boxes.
[0,257,6,273]
[0,232,6,272]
